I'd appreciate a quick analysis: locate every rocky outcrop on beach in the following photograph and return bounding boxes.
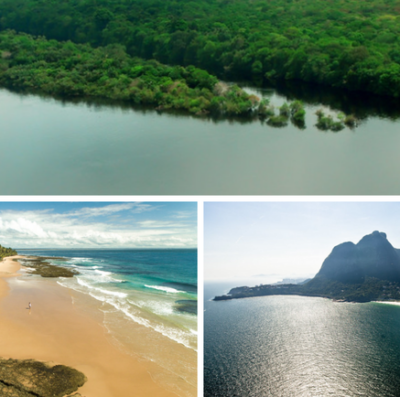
[17,257,79,278]
[175,300,197,315]
[0,358,86,397]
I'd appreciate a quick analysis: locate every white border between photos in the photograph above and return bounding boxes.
[2,194,400,397]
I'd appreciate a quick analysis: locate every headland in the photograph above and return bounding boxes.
[214,231,400,304]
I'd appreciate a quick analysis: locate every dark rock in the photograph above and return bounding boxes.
[315,231,400,283]
[174,300,197,315]
[0,358,86,397]
[214,231,400,303]
[18,257,78,278]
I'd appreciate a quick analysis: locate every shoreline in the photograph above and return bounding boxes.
[213,291,400,305]
[0,255,24,299]
[373,300,400,306]
[0,255,196,397]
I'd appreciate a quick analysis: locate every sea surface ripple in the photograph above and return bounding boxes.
[205,283,400,397]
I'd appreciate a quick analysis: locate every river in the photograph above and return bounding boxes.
[1,84,400,195]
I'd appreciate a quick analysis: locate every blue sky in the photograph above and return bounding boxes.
[205,202,400,282]
[0,202,197,248]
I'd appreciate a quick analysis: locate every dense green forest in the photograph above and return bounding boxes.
[0,244,17,259]
[0,31,261,116]
[0,31,312,123]
[0,0,399,96]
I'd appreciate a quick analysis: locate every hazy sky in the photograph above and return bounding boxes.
[0,202,197,248]
[205,201,400,283]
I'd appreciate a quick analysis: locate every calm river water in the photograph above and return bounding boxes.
[2,85,400,195]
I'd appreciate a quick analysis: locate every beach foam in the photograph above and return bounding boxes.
[145,285,185,294]
[75,278,128,298]
[58,277,195,349]
[14,249,197,397]
[38,251,197,354]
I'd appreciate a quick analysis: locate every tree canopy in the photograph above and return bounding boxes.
[0,0,399,96]
[0,31,261,117]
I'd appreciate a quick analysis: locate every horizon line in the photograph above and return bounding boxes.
[16,247,197,250]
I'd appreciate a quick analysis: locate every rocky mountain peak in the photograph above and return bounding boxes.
[314,231,400,283]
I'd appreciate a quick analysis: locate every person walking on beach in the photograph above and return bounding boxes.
[28,302,31,309]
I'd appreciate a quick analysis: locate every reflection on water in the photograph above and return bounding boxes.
[204,289,400,397]
[271,80,400,121]
[1,85,400,195]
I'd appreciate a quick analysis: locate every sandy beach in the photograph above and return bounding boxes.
[0,255,196,397]
[0,255,22,277]
[373,301,400,306]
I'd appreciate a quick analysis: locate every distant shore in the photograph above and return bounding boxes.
[373,301,400,306]
[0,255,184,397]
[213,278,400,304]
[214,292,400,306]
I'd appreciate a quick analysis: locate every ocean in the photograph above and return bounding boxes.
[17,249,197,394]
[205,282,400,397]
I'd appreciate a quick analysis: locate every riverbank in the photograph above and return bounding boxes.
[0,31,262,119]
[0,255,193,397]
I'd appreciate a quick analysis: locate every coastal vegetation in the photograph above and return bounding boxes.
[214,278,400,303]
[0,0,399,97]
[18,257,79,278]
[0,244,17,259]
[0,358,86,397]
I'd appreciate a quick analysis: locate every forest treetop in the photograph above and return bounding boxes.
[0,0,399,96]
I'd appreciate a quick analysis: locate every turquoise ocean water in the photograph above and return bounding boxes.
[18,249,197,350]
[16,249,197,395]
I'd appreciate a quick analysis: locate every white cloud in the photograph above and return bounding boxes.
[0,204,196,248]
[137,220,189,228]
[172,211,195,219]
[66,203,151,217]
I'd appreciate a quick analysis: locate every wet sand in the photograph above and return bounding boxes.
[0,256,194,397]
